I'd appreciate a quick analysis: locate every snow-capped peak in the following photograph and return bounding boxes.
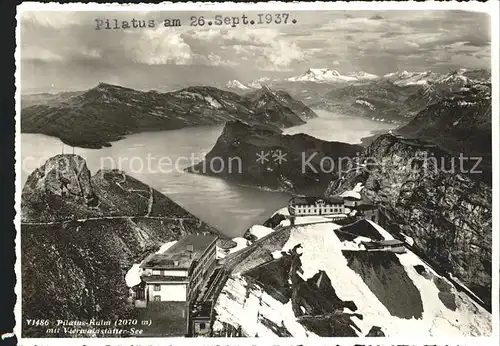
[384,70,414,78]
[226,80,251,90]
[438,72,470,85]
[384,70,438,86]
[248,77,271,89]
[307,68,342,77]
[347,71,380,80]
[287,68,359,83]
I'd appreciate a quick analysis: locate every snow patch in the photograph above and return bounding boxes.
[204,95,223,108]
[353,182,364,193]
[400,232,415,246]
[230,237,250,253]
[156,240,177,254]
[340,190,362,200]
[272,250,283,259]
[248,225,274,240]
[125,263,142,288]
[366,219,395,240]
[355,99,376,111]
[214,275,313,337]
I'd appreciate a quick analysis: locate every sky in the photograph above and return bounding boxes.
[20,10,492,93]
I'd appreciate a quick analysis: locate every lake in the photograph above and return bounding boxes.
[20,110,393,238]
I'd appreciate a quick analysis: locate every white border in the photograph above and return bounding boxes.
[14,1,500,346]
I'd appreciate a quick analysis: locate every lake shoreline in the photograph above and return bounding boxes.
[21,111,392,237]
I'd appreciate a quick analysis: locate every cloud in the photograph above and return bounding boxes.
[19,10,492,91]
[182,27,307,70]
[134,30,193,65]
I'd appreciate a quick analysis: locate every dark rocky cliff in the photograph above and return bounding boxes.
[21,155,218,337]
[185,120,363,195]
[325,134,492,306]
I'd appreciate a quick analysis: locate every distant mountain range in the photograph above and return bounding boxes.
[21,83,317,148]
[287,68,379,83]
[225,68,490,91]
[224,68,491,126]
[397,83,492,169]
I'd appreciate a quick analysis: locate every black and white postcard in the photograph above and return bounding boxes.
[14,1,499,345]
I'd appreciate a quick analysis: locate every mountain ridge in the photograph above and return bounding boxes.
[21,83,317,149]
[21,154,220,337]
[325,133,492,307]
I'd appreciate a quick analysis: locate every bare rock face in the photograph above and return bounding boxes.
[366,326,385,337]
[21,154,99,222]
[27,154,93,199]
[326,134,492,307]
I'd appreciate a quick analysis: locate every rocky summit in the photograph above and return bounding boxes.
[21,155,219,337]
[21,83,316,149]
[185,120,363,195]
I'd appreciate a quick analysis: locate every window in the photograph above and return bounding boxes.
[199,322,206,330]
[154,284,161,291]
[153,295,161,302]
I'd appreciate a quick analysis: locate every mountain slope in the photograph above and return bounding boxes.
[325,133,492,307]
[21,154,219,337]
[211,218,491,337]
[245,85,318,121]
[21,83,316,148]
[396,83,492,173]
[21,91,85,108]
[185,120,362,195]
[310,80,426,124]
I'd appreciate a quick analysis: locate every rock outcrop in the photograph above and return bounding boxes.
[185,120,363,195]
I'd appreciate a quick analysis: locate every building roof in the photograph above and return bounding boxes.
[362,239,404,249]
[378,239,404,246]
[289,196,344,206]
[141,234,217,270]
[142,275,189,283]
[355,203,378,210]
[335,219,385,242]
